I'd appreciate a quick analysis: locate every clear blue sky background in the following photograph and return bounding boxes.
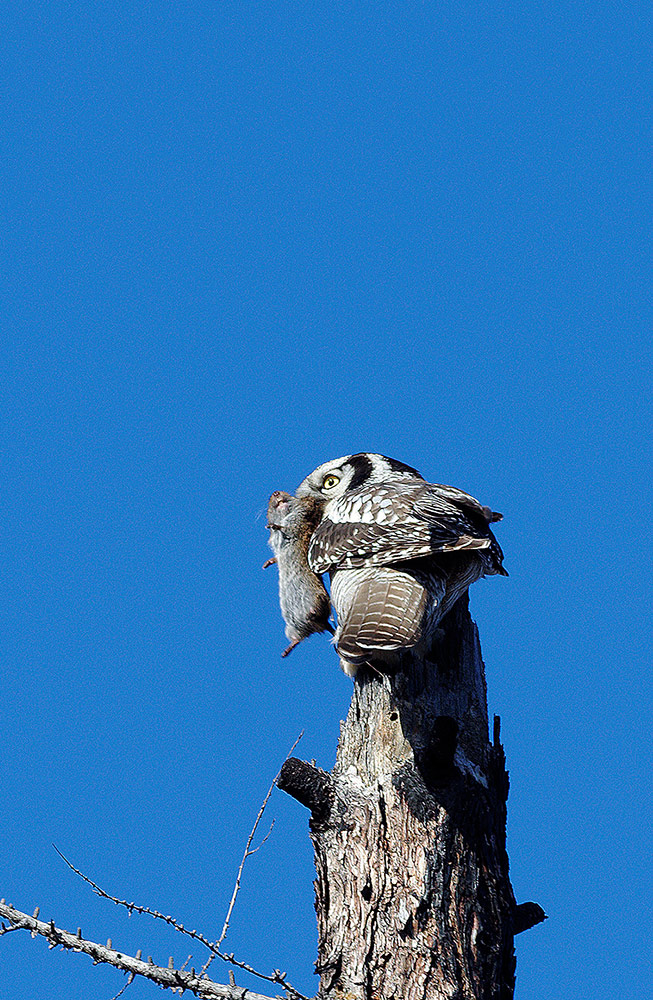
[2,4,651,998]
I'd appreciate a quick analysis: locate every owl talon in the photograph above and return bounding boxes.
[262,557,276,569]
[281,639,301,658]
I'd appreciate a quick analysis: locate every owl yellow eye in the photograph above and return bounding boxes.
[322,474,340,490]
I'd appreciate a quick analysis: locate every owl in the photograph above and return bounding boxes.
[295,453,506,676]
[264,490,334,657]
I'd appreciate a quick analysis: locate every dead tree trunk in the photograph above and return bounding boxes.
[279,596,544,1000]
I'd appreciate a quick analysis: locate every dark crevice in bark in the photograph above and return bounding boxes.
[419,714,459,783]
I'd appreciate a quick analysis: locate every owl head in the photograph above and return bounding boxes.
[296,453,424,501]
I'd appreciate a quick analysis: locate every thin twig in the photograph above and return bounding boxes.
[108,972,135,1000]
[52,848,306,999]
[245,820,275,858]
[219,731,304,949]
[197,732,303,981]
[52,732,306,998]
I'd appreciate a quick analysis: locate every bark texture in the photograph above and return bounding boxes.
[279,596,524,1000]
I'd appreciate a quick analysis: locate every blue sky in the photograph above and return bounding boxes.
[2,3,651,998]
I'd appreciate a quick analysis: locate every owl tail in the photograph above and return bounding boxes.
[335,568,432,665]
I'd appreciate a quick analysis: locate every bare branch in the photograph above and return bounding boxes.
[245,820,275,858]
[51,850,307,999]
[45,733,307,998]
[0,900,275,1000]
[0,921,28,936]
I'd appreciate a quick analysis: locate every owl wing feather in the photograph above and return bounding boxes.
[308,482,501,575]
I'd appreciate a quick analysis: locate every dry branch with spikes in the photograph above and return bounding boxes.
[0,733,308,999]
[0,899,276,1000]
[50,847,306,997]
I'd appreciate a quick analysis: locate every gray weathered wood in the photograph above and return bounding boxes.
[0,900,276,1000]
[280,595,526,1000]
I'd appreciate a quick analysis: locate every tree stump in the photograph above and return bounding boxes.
[279,596,544,1000]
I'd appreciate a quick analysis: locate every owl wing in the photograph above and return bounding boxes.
[308,482,500,574]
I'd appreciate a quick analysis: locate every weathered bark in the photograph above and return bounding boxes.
[279,595,543,1000]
